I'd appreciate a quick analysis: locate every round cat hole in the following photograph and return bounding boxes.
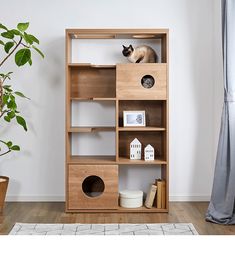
[82,175,105,198]
[141,75,155,89]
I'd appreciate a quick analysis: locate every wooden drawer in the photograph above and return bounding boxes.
[68,164,118,210]
[116,63,167,99]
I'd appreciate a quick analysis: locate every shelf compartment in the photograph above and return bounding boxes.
[71,66,116,98]
[116,64,167,100]
[71,100,115,127]
[68,164,118,209]
[69,127,115,133]
[119,131,165,161]
[71,132,116,156]
[68,156,116,164]
[119,100,166,128]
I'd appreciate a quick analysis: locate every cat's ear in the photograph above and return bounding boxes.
[122,45,126,49]
[129,44,134,51]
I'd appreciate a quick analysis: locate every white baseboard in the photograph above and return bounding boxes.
[169,195,210,202]
[6,196,65,202]
[6,195,210,202]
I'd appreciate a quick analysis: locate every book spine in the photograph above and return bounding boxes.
[156,180,162,209]
[145,184,157,208]
[161,180,166,209]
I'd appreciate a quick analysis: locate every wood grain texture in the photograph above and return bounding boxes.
[116,64,167,100]
[1,202,235,235]
[118,100,165,128]
[71,67,116,98]
[68,165,118,210]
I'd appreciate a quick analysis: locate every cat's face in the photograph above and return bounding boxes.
[122,45,134,57]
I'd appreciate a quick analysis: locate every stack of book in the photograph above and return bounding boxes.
[144,179,166,209]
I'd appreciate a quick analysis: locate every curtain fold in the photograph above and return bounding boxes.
[206,0,235,224]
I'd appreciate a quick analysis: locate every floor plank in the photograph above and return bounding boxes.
[0,202,234,235]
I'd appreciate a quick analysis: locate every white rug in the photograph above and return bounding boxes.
[9,223,198,235]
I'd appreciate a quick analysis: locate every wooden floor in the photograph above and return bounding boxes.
[0,202,234,235]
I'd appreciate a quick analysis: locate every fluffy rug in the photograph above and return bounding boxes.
[9,223,198,235]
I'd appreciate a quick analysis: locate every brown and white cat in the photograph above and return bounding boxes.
[122,44,158,63]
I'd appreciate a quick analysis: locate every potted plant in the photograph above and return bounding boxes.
[0,22,44,213]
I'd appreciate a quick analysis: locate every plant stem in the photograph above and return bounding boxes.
[0,140,11,157]
[0,37,22,67]
[0,149,11,157]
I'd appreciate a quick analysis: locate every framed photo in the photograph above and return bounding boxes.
[123,111,146,127]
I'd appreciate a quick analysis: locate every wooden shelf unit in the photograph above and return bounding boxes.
[66,29,169,213]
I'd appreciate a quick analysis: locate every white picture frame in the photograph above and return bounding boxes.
[123,111,146,127]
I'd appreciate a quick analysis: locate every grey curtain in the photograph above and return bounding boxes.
[206,0,235,224]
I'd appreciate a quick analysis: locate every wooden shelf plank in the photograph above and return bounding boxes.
[68,127,116,133]
[118,127,166,131]
[118,157,167,165]
[68,63,116,69]
[70,97,116,101]
[66,206,168,213]
[68,156,116,164]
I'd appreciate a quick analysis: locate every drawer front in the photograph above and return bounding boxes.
[116,63,167,99]
[68,165,118,210]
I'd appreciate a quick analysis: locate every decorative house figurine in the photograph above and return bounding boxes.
[144,144,154,161]
[130,138,141,160]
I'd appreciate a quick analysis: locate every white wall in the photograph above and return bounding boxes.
[0,0,223,201]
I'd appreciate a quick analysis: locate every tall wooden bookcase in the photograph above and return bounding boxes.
[66,29,169,213]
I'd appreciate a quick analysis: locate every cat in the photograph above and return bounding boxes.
[122,44,158,63]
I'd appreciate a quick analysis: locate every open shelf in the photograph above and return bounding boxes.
[69,127,115,133]
[119,131,165,161]
[119,100,166,128]
[68,156,116,164]
[70,65,116,98]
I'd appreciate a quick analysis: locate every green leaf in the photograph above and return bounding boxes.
[23,32,33,45]
[6,141,12,148]
[17,22,29,32]
[1,31,14,39]
[0,23,7,30]
[4,86,13,92]
[10,29,21,36]
[15,91,29,99]
[27,34,39,44]
[3,94,9,104]
[7,111,15,119]
[16,115,27,131]
[4,41,14,53]
[0,40,4,46]
[11,145,20,151]
[32,45,44,58]
[4,115,11,122]
[15,48,31,66]
[3,85,11,88]
[28,58,32,66]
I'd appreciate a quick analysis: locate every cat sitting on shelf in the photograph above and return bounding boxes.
[122,44,158,63]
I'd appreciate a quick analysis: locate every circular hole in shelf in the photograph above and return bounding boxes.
[141,75,155,89]
[82,175,105,198]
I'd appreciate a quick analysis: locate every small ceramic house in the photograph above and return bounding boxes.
[144,144,154,161]
[130,138,141,160]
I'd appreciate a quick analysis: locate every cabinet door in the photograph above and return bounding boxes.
[116,63,167,100]
[68,165,118,209]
